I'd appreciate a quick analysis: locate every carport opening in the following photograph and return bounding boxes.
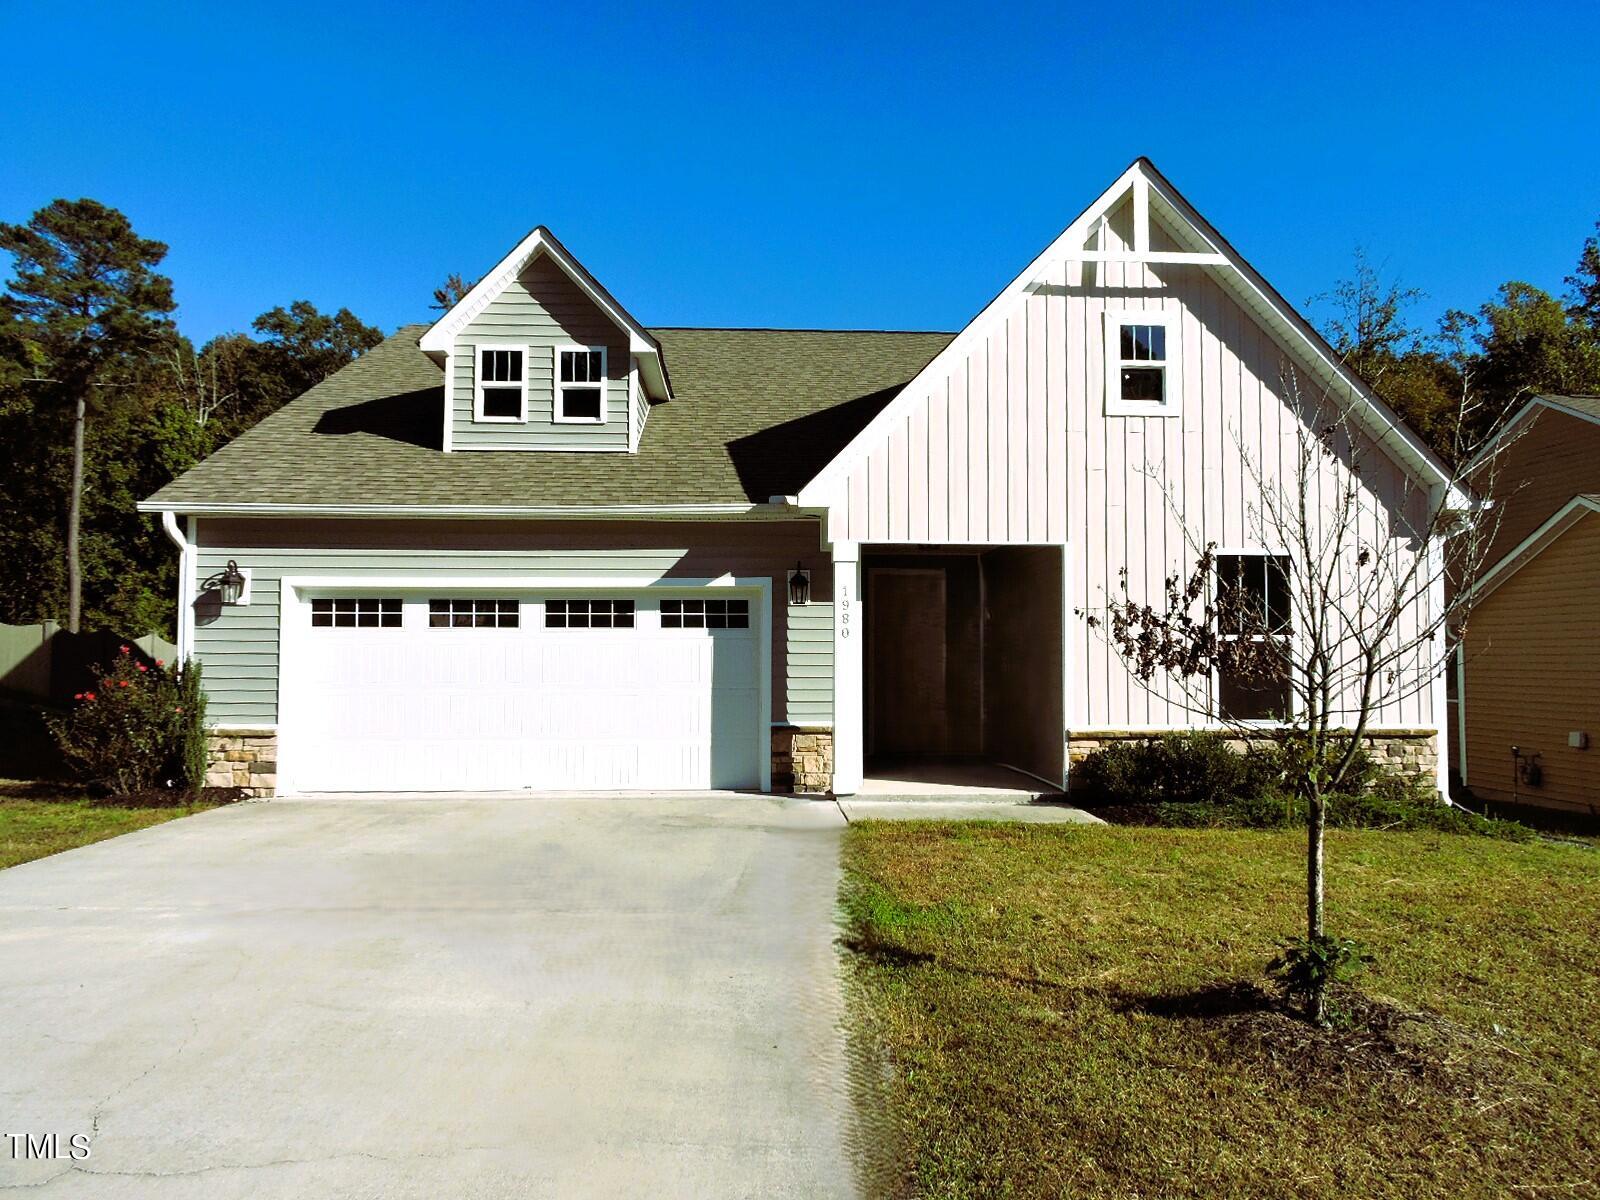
[862,545,1064,792]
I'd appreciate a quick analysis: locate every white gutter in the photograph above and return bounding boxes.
[159,511,194,662]
[135,502,813,520]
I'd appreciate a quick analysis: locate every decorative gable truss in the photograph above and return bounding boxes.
[799,158,1463,542]
[420,227,671,453]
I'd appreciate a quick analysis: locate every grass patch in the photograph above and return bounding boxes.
[0,780,222,870]
[841,822,1600,1199]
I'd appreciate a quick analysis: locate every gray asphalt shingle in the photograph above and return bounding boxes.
[144,325,954,509]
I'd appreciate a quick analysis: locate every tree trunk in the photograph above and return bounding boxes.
[1307,789,1327,1024]
[66,389,85,634]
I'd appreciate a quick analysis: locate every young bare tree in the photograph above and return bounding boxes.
[1084,369,1510,1024]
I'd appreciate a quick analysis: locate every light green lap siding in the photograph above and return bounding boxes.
[452,255,629,451]
[192,519,833,730]
[785,602,835,726]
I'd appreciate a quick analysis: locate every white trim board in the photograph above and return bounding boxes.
[418,226,671,402]
[139,501,808,520]
[1466,394,1600,472]
[1465,494,1600,603]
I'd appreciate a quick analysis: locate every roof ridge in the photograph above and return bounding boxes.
[648,325,957,336]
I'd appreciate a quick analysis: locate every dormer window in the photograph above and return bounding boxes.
[556,345,607,424]
[1104,310,1181,417]
[475,347,527,422]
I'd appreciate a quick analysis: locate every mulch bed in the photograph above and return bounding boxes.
[95,785,250,808]
[1126,979,1522,1106]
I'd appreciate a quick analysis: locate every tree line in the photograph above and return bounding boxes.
[0,199,385,638]
[2,196,1597,641]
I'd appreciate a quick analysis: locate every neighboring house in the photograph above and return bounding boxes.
[139,159,1457,798]
[1455,395,1600,815]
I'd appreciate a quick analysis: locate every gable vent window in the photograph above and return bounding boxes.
[1104,311,1181,416]
[476,347,527,422]
[556,346,606,424]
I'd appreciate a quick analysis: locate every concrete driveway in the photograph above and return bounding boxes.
[0,795,857,1198]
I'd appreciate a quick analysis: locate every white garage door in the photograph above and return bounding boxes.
[280,591,762,792]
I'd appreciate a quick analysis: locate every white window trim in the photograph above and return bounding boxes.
[1104,309,1182,417]
[554,343,608,425]
[1212,547,1295,726]
[473,343,529,424]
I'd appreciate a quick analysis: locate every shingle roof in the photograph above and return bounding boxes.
[1537,394,1600,422]
[143,325,954,509]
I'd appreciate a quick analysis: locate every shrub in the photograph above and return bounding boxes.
[1268,934,1374,1023]
[47,646,207,796]
[1073,731,1533,840]
[1073,732,1278,808]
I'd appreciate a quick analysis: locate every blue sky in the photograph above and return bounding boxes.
[4,0,1597,345]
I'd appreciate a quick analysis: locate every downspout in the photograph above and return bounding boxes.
[160,510,192,663]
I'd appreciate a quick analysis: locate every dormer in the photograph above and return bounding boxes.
[420,227,672,453]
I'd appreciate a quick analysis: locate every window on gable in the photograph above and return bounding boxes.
[1214,553,1292,721]
[556,346,606,423]
[477,347,526,422]
[1105,311,1180,415]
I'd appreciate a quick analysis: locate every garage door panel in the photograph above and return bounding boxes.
[283,594,762,792]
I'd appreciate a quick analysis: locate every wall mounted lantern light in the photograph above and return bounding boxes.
[787,562,811,607]
[218,560,249,606]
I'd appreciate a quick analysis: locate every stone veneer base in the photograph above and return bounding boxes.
[1067,728,1441,791]
[216,727,838,798]
[206,728,278,797]
[772,727,835,794]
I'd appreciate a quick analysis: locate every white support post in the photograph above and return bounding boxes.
[1132,172,1150,253]
[831,540,864,795]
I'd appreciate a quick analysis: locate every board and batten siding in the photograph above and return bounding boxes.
[1461,513,1600,814]
[825,199,1436,731]
[192,519,831,730]
[451,254,630,451]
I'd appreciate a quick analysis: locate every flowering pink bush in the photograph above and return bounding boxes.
[48,647,207,794]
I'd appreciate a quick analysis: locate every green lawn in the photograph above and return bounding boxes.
[0,782,219,870]
[842,823,1600,1199]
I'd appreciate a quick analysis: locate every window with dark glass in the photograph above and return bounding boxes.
[544,599,634,628]
[428,598,519,628]
[661,598,749,629]
[1119,322,1167,403]
[557,347,605,422]
[311,598,403,628]
[1215,553,1291,720]
[478,347,525,420]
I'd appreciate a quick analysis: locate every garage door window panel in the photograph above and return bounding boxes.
[661,598,749,629]
[311,598,403,628]
[545,599,635,629]
[429,598,520,628]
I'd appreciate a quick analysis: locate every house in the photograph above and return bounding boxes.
[1454,395,1600,816]
[138,159,1457,798]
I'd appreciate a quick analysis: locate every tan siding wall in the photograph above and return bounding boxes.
[1462,513,1600,812]
[830,199,1436,731]
[452,254,630,451]
[193,519,830,730]
[1476,407,1600,568]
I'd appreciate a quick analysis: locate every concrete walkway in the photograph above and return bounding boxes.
[0,796,857,1198]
